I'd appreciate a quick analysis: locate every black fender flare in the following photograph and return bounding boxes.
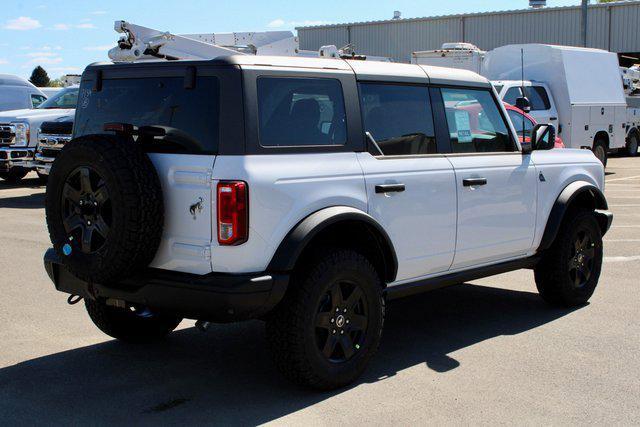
[267,206,398,282]
[538,181,609,251]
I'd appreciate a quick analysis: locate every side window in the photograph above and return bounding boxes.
[359,83,436,155]
[503,87,522,105]
[442,87,515,153]
[507,110,534,140]
[525,86,551,111]
[31,94,46,108]
[257,77,347,147]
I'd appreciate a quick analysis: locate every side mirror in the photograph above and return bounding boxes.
[531,124,556,151]
[515,96,531,113]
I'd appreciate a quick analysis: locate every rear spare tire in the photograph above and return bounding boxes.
[45,134,163,283]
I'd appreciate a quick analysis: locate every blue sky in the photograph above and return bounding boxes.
[1,0,580,80]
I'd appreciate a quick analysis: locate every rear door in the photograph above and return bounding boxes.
[441,86,537,269]
[356,82,457,282]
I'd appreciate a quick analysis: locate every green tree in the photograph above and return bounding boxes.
[48,78,64,87]
[29,66,50,87]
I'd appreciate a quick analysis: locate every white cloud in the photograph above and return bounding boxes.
[3,16,42,30]
[90,10,107,15]
[266,18,331,29]
[83,45,113,51]
[267,19,285,28]
[25,51,58,58]
[52,22,96,30]
[25,56,63,65]
[0,59,8,65]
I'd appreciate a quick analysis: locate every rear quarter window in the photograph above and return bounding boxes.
[75,76,220,153]
[257,77,347,147]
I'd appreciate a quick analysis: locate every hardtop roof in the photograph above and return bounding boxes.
[84,55,490,87]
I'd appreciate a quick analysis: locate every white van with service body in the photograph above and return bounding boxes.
[484,44,628,165]
[412,43,485,74]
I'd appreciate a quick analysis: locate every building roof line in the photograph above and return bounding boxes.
[295,0,640,30]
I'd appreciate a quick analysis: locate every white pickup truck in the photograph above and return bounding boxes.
[0,86,78,183]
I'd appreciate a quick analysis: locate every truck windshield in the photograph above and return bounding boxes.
[38,87,79,109]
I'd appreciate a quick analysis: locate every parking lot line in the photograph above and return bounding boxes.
[604,255,640,262]
[606,175,640,182]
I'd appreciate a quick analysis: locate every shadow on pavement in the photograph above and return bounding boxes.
[0,191,45,209]
[0,282,580,424]
[0,177,45,190]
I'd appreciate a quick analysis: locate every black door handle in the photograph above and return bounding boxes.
[375,184,405,194]
[549,117,558,120]
[463,178,487,187]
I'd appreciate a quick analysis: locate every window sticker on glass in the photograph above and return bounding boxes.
[455,110,473,143]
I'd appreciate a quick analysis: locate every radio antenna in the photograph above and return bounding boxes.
[521,47,526,145]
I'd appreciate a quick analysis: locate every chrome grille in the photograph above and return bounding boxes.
[38,133,72,150]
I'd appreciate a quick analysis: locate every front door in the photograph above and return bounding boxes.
[357,82,457,282]
[441,86,537,269]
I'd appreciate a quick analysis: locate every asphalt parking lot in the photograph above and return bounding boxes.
[1,157,639,425]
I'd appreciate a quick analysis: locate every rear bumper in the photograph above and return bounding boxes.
[43,248,289,322]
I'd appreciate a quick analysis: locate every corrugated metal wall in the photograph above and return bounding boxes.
[298,1,640,63]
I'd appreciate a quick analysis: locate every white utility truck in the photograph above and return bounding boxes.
[411,42,485,74]
[108,21,390,63]
[484,44,637,163]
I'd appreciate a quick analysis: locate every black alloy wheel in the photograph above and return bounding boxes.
[62,166,112,254]
[568,229,596,289]
[315,280,368,363]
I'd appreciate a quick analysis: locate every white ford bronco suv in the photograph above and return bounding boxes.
[43,55,612,390]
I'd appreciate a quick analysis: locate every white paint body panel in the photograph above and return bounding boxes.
[530,148,604,250]
[357,152,457,281]
[447,154,538,269]
[209,153,367,273]
[148,153,216,275]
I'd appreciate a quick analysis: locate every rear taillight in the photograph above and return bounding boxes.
[217,181,248,245]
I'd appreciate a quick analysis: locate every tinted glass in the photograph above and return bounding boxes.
[359,83,436,155]
[442,88,515,153]
[525,86,551,110]
[31,94,46,108]
[503,87,522,106]
[508,109,534,140]
[257,77,346,147]
[38,87,78,109]
[493,84,503,94]
[0,88,28,110]
[75,77,219,153]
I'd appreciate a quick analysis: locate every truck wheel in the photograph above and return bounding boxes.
[627,133,639,157]
[266,249,385,390]
[534,209,603,307]
[85,299,182,343]
[592,139,608,167]
[0,167,28,184]
[45,135,164,284]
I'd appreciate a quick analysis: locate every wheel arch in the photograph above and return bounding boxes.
[538,181,609,252]
[267,206,398,284]
[593,130,610,148]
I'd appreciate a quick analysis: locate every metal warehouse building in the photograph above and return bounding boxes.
[297,1,640,65]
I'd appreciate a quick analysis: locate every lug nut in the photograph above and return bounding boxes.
[346,319,350,324]
[330,318,334,323]
[332,329,336,334]
[340,330,344,334]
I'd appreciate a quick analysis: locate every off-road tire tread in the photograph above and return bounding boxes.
[46,135,163,283]
[535,209,603,307]
[266,249,384,390]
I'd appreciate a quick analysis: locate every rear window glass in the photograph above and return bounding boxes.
[257,77,347,147]
[75,77,219,153]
